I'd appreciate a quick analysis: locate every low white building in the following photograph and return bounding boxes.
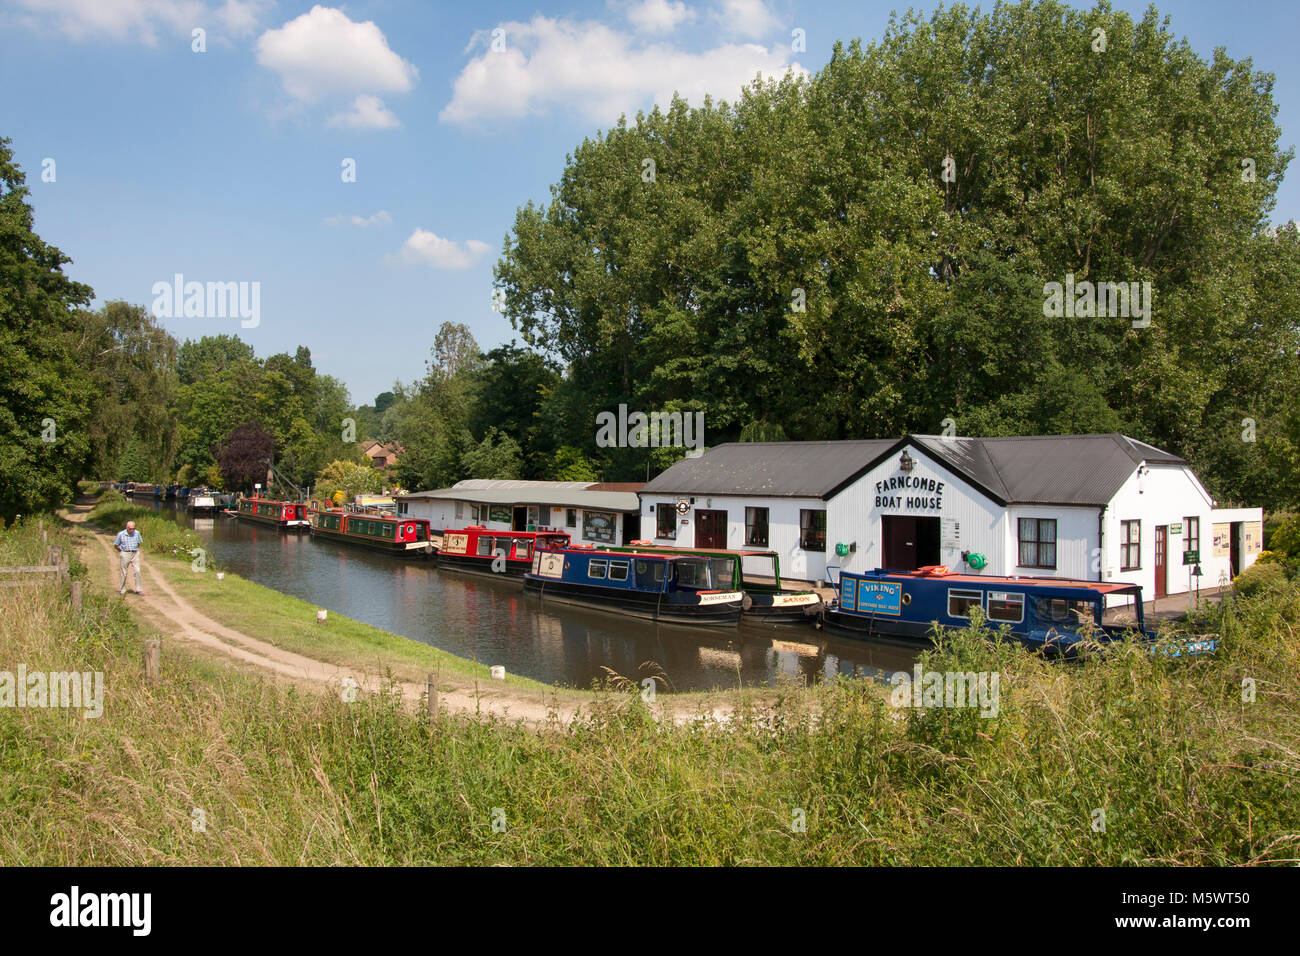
[639,434,1262,603]
[396,479,642,545]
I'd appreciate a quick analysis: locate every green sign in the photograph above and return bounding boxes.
[488,506,512,524]
[1183,549,1199,565]
[1169,522,1183,534]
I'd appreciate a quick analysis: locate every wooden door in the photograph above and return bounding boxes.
[1154,525,1167,599]
[694,510,727,549]
[882,515,919,571]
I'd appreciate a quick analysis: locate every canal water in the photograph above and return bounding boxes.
[142,502,920,693]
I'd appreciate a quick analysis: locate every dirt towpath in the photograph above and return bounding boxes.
[67,502,730,726]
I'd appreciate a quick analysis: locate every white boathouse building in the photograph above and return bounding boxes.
[638,434,1262,601]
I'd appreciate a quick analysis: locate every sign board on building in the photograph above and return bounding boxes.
[941,518,961,550]
[1169,522,1183,534]
[1212,523,1231,558]
[1245,521,1263,554]
[583,510,617,543]
[488,506,512,524]
[1183,549,1199,565]
[675,499,690,516]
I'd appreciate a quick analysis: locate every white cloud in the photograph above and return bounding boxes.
[256,5,418,103]
[712,0,781,40]
[625,0,695,34]
[327,94,401,129]
[9,0,268,44]
[324,210,393,227]
[441,14,803,125]
[398,230,492,271]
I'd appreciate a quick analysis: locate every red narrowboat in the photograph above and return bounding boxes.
[436,526,571,577]
[308,508,434,558]
[235,496,310,530]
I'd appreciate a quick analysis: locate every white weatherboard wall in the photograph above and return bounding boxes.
[829,451,1006,579]
[401,497,623,542]
[643,495,829,581]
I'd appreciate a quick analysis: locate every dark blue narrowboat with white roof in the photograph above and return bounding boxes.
[821,566,1215,657]
[524,546,748,626]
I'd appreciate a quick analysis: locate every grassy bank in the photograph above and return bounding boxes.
[83,494,556,692]
[2,511,1297,864]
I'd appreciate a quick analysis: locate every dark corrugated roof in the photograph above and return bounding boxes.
[640,440,898,498]
[642,434,1188,507]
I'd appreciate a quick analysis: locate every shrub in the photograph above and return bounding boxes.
[1233,561,1288,597]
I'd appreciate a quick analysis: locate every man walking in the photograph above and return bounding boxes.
[114,520,144,595]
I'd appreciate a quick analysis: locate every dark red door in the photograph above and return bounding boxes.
[883,516,919,571]
[1154,525,1167,599]
[694,510,727,549]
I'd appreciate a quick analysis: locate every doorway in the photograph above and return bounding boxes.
[512,506,527,531]
[694,510,728,549]
[882,515,941,571]
[1230,522,1243,577]
[1154,525,1168,599]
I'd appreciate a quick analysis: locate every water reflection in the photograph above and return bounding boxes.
[137,501,920,692]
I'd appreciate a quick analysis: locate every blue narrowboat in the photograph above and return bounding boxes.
[820,566,1213,657]
[523,546,748,626]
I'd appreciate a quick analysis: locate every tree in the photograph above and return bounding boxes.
[461,427,523,479]
[0,138,96,519]
[314,459,385,502]
[214,422,275,492]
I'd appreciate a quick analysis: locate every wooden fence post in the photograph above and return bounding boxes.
[144,640,160,682]
[426,672,439,722]
[70,580,82,611]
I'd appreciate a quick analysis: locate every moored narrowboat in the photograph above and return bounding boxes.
[187,493,220,515]
[607,543,822,623]
[820,566,1212,656]
[128,482,165,500]
[235,496,310,530]
[435,526,571,577]
[523,546,747,626]
[308,508,433,557]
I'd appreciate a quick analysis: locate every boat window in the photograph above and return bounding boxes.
[589,559,608,579]
[608,560,630,582]
[513,538,533,560]
[709,558,736,589]
[1036,598,1096,628]
[634,559,665,584]
[674,559,710,588]
[948,589,984,618]
[987,592,1025,624]
[477,536,492,556]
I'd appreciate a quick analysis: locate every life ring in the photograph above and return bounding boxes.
[629,539,655,547]
[405,524,415,536]
[571,542,596,550]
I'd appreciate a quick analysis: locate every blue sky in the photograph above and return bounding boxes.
[3,0,1297,405]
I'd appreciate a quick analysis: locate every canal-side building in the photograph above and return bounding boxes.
[638,434,1263,601]
[396,479,642,543]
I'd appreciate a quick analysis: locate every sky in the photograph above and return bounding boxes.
[2,0,1298,405]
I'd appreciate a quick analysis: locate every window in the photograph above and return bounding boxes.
[635,559,666,584]
[799,509,827,551]
[1018,518,1057,569]
[1184,516,1200,557]
[454,501,463,519]
[656,504,676,540]
[566,508,577,527]
[987,591,1025,624]
[745,507,769,547]
[588,559,608,579]
[948,589,984,618]
[513,538,533,560]
[608,560,629,581]
[1121,521,1141,571]
[398,502,408,515]
[476,536,492,556]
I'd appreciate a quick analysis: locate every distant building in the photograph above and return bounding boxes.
[361,440,403,469]
[396,479,643,544]
[639,434,1263,599]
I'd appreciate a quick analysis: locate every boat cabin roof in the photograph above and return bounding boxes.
[855,567,1139,596]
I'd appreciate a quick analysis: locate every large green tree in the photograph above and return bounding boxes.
[0,139,95,519]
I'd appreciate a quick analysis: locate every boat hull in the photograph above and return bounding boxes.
[435,551,532,577]
[744,591,823,624]
[310,525,432,558]
[235,511,310,531]
[523,576,744,626]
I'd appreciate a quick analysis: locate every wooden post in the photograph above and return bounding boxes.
[58,558,69,585]
[426,672,438,722]
[70,580,82,610]
[144,640,160,682]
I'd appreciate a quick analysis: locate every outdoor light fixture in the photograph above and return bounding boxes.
[899,450,915,473]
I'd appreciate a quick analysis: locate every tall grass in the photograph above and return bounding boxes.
[87,493,203,557]
[1,513,1296,864]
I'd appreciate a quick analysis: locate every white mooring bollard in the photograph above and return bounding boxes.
[489,665,505,680]
[316,609,328,624]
